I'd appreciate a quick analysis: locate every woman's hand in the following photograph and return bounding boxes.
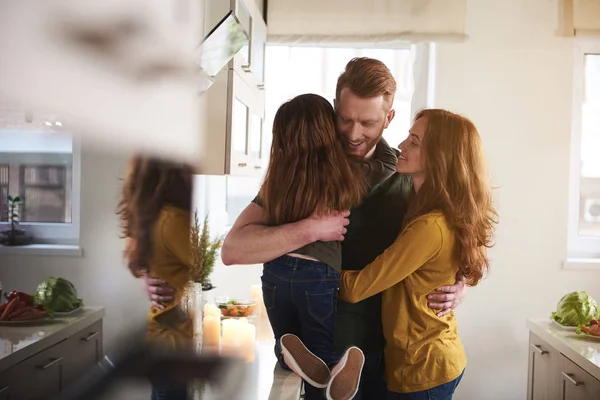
[144,274,175,309]
[427,273,467,317]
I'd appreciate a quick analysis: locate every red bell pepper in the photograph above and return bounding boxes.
[6,291,34,306]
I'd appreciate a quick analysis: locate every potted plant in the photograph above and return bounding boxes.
[190,210,224,291]
[0,195,32,246]
[180,211,224,347]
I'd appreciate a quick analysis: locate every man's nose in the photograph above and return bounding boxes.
[347,124,362,141]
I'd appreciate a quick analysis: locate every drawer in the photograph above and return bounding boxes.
[9,338,69,400]
[560,355,600,400]
[63,320,103,387]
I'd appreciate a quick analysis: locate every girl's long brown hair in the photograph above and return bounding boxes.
[117,155,193,277]
[404,109,498,286]
[259,94,365,225]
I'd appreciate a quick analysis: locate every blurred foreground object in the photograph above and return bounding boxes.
[0,0,204,163]
[59,327,248,400]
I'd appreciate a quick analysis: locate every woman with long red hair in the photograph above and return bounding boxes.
[333,109,498,399]
[117,155,194,400]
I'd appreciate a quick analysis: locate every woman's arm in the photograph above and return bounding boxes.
[340,216,444,303]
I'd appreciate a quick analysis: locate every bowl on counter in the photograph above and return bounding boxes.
[216,299,257,318]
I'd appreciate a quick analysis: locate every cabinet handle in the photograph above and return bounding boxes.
[242,64,252,73]
[257,84,265,90]
[81,331,99,342]
[530,344,548,355]
[0,386,9,394]
[562,372,584,386]
[254,165,262,169]
[38,357,63,370]
[238,162,247,167]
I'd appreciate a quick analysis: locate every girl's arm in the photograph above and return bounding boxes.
[340,216,444,303]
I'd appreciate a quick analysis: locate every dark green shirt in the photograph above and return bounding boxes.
[335,141,412,354]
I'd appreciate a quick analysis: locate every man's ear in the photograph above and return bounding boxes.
[384,109,396,129]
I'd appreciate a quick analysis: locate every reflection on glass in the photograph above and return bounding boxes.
[249,113,262,159]
[197,12,249,77]
[578,54,600,236]
[232,99,249,154]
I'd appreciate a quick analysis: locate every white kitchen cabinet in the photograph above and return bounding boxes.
[198,0,268,176]
[528,333,561,400]
[527,320,600,400]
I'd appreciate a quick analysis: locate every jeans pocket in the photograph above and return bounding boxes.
[261,281,276,311]
[305,288,335,322]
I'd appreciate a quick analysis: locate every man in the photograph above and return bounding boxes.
[145,57,467,398]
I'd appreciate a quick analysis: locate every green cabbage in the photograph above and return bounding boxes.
[34,277,83,312]
[551,291,599,327]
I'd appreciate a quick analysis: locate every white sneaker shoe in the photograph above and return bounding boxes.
[280,333,331,389]
[326,346,365,400]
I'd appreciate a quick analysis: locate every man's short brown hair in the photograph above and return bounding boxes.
[335,57,397,111]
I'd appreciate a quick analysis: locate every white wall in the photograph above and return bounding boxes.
[435,1,600,399]
[0,149,149,350]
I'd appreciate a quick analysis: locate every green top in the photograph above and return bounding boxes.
[253,139,401,272]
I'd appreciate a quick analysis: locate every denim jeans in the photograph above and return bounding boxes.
[261,255,340,400]
[387,370,464,400]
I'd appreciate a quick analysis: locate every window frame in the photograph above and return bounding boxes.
[566,38,600,268]
[0,135,81,247]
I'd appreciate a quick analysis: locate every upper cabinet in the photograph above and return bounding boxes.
[197,0,268,177]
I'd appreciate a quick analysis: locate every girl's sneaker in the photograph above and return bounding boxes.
[280,333,331,388]
[326,346,365,400]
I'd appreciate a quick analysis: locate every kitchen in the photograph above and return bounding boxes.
[0,0,600,399]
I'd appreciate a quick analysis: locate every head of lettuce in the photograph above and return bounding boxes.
[551,291,599,327]
[34,277,83,313]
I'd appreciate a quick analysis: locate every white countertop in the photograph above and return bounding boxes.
[197,314,302,400]
[528,319,600,380]
[0,306,105,373]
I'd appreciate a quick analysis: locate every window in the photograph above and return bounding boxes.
[567,39,600,264]
[0,101,80,246]
[264,44,431,152]
[222,44,433,227]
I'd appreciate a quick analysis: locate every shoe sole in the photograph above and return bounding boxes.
[280,334,330,388]
[326,347,365,400]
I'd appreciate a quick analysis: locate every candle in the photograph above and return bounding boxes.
[202,315,220,350]
[221,319,241,357]
[250,285,264,316]
[250,285,262,302]
[239,322,256,362]
[204,303,221,319]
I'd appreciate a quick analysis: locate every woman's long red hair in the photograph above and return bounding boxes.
[404,109,498,286]
[117,155,193,277]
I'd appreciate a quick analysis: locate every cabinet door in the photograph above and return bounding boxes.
[63,320,103,388]
[251,15,267,86]
[231,0,266,88]
[560,355,600,400]
[10,338,68,399]
[0,370,12,400]
[228,69,264,176]
[528,333,561,400]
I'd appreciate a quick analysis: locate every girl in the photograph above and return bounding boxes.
[336,109,498,399]
[117,155,195,400]
[248,93,366,399]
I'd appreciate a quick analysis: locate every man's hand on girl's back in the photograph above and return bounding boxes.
[305,210,351,242]
[143,273,175,309]
[427,273,467,317]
